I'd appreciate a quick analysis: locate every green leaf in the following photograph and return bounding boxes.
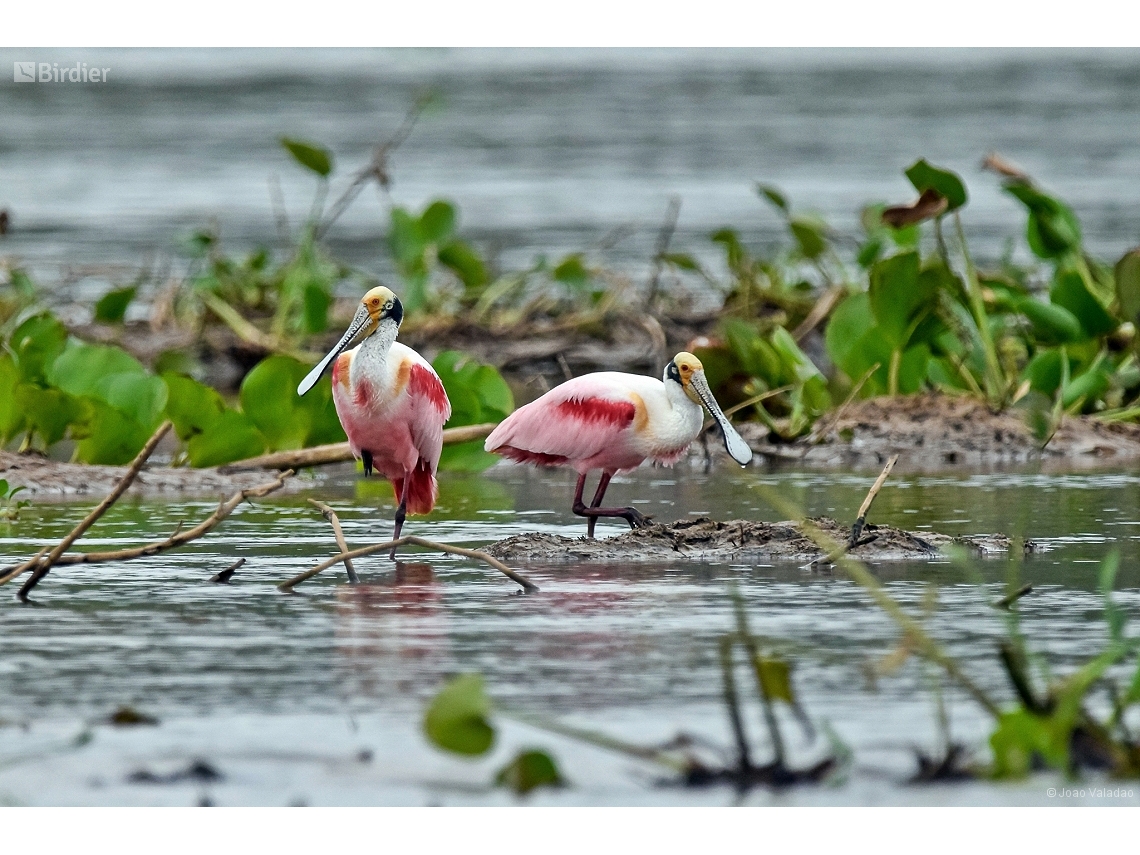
[280,137,333,177]
[10,313,68,384]
[1004,182,1082,259]
[420,200,457,244]
[438,241,489,291]
[789,215,828,260]
[389,207,425,267]
[756,184,788,212]
[94,285,137,323]
[186,409,267,468]
[1114,248,1140,324]
[868,251,923,347]
[240,355,344,451]
[1050,270,1116,338]
[904,159,968,211]
[49,342,146,395]
[162,373,228,441]
[15,384,82,447]
[495,750,565,795]
[438,441,501,473]
[989,709,1066,778]
[552,255,589,289]
[825,293,876,379]
[711,229,746,271]
[0,355,21,442]
[423,674,495,756]
[754,656,795,704]
[302,282,332,335]
[661,252,700,272]
[1014,297,1084,344]
[72,398,153,464]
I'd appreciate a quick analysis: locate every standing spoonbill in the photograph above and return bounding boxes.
[298,286,451,557]
[484,352,752,536]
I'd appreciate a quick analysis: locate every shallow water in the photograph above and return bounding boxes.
[2,460,1140,805]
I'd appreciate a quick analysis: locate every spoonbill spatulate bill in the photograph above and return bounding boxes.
[298,286,451,558]
[484,352,752,536]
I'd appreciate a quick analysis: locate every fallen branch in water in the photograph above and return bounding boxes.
[307,499,358,583]
[1,421,172,600]
[279,535,538,594]
[209,558,245,584]
[850,454,899,546]
[221,422,499,472]
[0,470,294,597]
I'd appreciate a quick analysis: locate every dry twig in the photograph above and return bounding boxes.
[2,422,172,599]
[0,470,294,596]
[850,454,899,546]
[279,535,538,593]
[209,558,246,584]
[307,499,358,583]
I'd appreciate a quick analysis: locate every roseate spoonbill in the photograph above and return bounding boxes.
[298,286,451,557]
[484,352,752,536]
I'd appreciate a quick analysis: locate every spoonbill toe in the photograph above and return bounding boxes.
[484,352,752,537]
[298,286,451,558]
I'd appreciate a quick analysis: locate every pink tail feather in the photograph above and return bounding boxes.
[392,459,438,515]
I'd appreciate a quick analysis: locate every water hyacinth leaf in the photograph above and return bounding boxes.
[302,282,332,334]
[100,372,169,429]
[419,200,457,245]
[711,229,746,271]
[438,241,489,291]
[423,674,495,756]
[989,708,1068,778]
[10,313,68,384]
[552,255,589,290]
[868,251,923,346]
[1025,349,1064,396]
[432,351,514,423]
[1115,249,1140,324]
[94,286,137,323]
[754,656,795,704]
[186,409,267,468]
[389,207,426,266]
[1062,361,1110,410]
[162,373,228,441]
[789,215,828,260]
[49,342,146,397]
[495,750,565,795]
[723,319,781,383]
[825,293,876,380]
[757,184,788,212]
[280,137,332,177]
[1050,270,1116,338]
[1004,182,1082,259]
[15,385,81,447]
[241,355,344,451]
[0,356,20,441]
[904,159,968,211]
[1014,297,1084,344]
[73,398,153,464]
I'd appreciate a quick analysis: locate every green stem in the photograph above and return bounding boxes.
[730,589,787,767]
[888,349,901,396]
[953,213,1005,408]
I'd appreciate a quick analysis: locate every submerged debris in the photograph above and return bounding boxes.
[127,760,223,785]
[486,517,1010,563]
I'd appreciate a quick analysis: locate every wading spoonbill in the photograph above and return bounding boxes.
[298,286,451,557]
[484,352,752,536]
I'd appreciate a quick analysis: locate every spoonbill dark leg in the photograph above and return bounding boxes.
[571,470,652,537]
[390,478,410,560]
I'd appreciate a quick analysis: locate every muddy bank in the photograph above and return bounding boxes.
[487,517,1013,564]
[718,393,1140,472]
[0,451,309,498]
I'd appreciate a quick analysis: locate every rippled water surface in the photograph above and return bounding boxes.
[3,460,1140,805]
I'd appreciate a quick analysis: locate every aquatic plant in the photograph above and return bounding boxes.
[0,479,28,521]
[0,307,512,470]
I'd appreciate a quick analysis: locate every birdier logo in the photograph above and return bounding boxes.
[13,61,110,83]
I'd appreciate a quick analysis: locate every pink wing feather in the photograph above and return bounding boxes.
[485,376,637,468]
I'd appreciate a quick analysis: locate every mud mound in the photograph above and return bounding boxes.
[0,451,307,498]
[486,516,1011,563]
[721,393,1140,471]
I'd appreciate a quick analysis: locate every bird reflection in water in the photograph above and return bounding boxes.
[334,562,453,701]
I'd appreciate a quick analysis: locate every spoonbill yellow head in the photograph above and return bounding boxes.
[297,286,403,397]
[665,352,752,466]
